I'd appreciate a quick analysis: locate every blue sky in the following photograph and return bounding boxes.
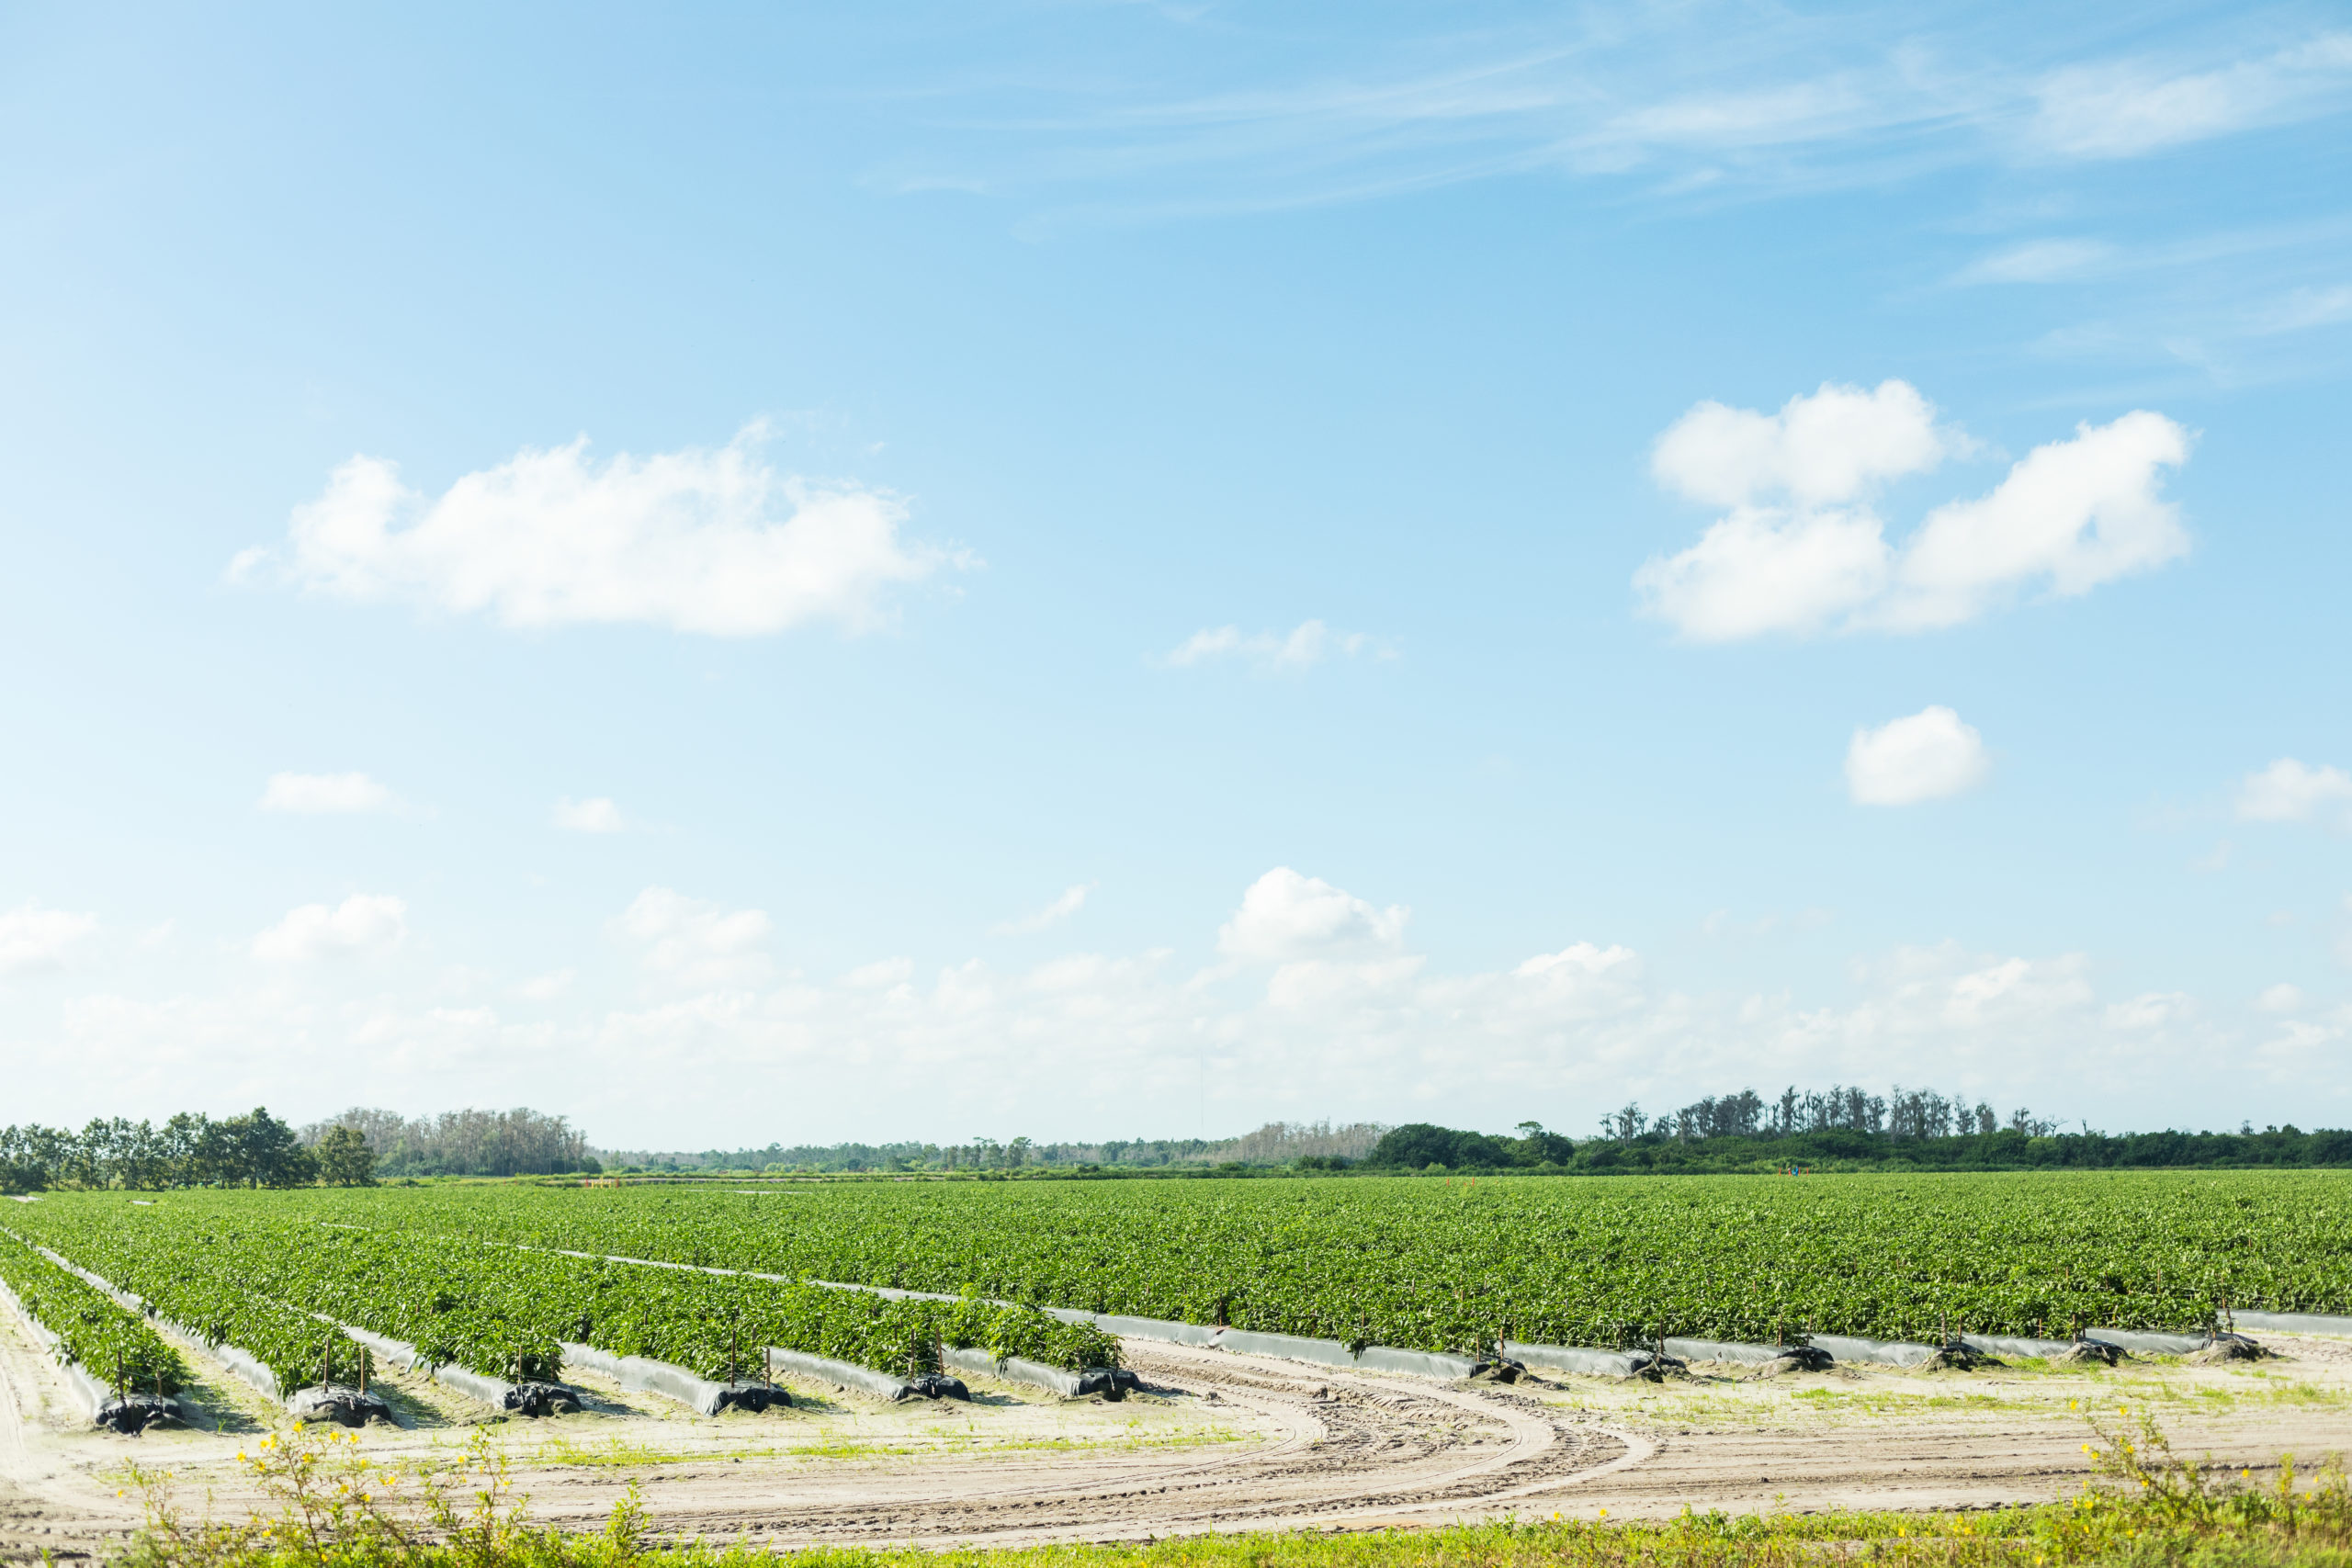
[4,1,2348,1147]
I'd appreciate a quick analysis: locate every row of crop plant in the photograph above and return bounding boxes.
[7,1199,1119,1396]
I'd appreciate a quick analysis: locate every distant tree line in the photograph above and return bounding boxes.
[1349,1085,2352,1174]
[600,1121,1387,1175]
[1599,1085,2062,1144]
[1,1108,378,1191]
[607,1135,1229,1175]
[305,1107,595,1179]
[2,1104,599,1191]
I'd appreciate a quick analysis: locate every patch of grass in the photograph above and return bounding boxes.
[520,1422,1253,1468]
[529,1436,760,1469]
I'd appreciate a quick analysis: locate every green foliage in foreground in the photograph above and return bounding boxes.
[3,1217,370,1396]
[0,1226,187,1395]
[245,1168,2352,1353]
[114,1414,2352,1568]
[7,1198,1120,1383]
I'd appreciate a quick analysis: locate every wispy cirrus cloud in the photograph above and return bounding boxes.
[1159,619,1387,671]
[2027,34,2352,160]
[877,17,2352,222]
[992,884,1095,937]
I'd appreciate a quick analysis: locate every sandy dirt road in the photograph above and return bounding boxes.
[6,1299,2350,1561]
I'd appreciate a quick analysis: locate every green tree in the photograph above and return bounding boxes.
[315,1124,377,1187]
[203,1108,317,1188]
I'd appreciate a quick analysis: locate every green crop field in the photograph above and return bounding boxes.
[3,1196,1117,1387]
[10,1169,2346,1372]
[0,1227,187,1396]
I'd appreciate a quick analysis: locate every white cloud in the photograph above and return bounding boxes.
[2106,991,2190,1031]
[1954,239,2113,285]
[259,772,397,815]
[518,969,575,1001]
[1846,706,1990,806]
[1636,388,2191,641]
[2030,35,2352,160]
[1218,867,1408,963]
[243,425,960,637]
[2235,759,2352,825]
[252,895,408,963]
[1650,380,1960,509]
[842,957,915,989]
[1633,506,1892,641]
[2256,983,2304,1015]
[553,796,627,834]
[1916,947,2095,1028]
[1874,411,2191,630]
[2257,285,2352,334]
[1161,620,1381,671]
[992,884,1094,937]
[0,903,100,974]
[616,887,772,987]
[22,873,2335,1138]
[1510,942,1642,988]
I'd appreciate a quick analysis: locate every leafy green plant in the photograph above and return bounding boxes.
[0,1227,187,1395]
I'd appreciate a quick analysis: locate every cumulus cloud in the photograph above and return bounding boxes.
[1218,868,1408,963]
[842,956,915,989]
[1871,943,2097,1031]
[1633,507,1893,641]
[517,970,575,1002]
[553,796,627,833]
[2235,759,2352,825]
[1161,620,1381,671]
[260,772,397,815]
[992,884,1094,937]
[1634,383,2191,641]
[616,887,772,987]
[2256,983,2304,1014]
[19,863,2320,1138]
[240,425,960,637]
[2106,991,2191,1031]
[1845,705,1991,805]
[0,902,100,974]
[1876,411,2192,630]
[1650,379,1960,509]
[2030,35,2352,160]
[560,931,2141,1139]
[252,895,408,963]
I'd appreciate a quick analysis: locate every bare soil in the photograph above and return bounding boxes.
[5,1299,2349,1561]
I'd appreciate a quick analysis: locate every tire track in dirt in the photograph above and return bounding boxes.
[571,1342,1633,1546]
